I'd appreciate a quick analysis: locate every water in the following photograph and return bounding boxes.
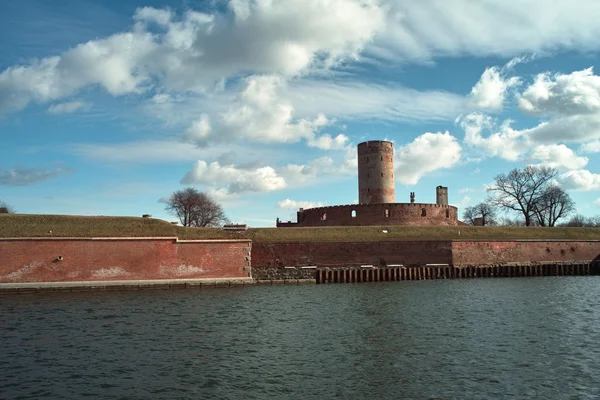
[2,277,600,399]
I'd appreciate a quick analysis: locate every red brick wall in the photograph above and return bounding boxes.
[452,241,600,265]
[0,238,251,283]
[252,241,453,268]
[294,203,458,227]
[252,240,600,269]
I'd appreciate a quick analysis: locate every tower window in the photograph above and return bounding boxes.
[446,209,450,218]
[421,208,427,217]
[321,212,327,220]
[385,209,389,218]
[380,156,383,161]
[381,173,383,177]
[351,210,356,218]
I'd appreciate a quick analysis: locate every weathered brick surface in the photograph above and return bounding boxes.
[252,241,453,268]
[294,203,458,227]
[452,241,600,265]
[252,240,600,269]
[0,238,251,283]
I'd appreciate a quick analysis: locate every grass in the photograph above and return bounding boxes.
[1,214,600,242]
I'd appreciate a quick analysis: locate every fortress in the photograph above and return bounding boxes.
[277,140,459,227]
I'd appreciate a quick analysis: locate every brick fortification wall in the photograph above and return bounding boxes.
[0,238,251,283]
[252,240,600,268]
[252,241,453,268]
[294,203,458,227]
[452,241,600,266]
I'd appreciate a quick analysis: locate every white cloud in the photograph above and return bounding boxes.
[558,170,600,191]
[504,54,537,70]
[394,131,462,185]
[595,198,600,207]
[469,67,519,111]
[287,79,466,122]
[522,114,600,144]
[183,114,212,147]
[528,144,588,171]
[181,161,286,194]
[0,32,155,113]
[459,113,527,161]
[276,199,324,210]
[519,67,600,116]
[278,157,336,185]
[183,75,333,146]
[308,133,349,150]
[371,1,600,62]
[0,1,385,113]
[581,140,600,153]
[219,75,332,144]
[47,100,91,114]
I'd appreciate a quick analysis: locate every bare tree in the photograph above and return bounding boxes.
[533,185,575,227]
[462,202,497,226]
[561,214,600,227]
[0,200,14,214]
[165,188,228,227]
[487,166,558,226]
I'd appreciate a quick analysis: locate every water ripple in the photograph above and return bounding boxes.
[1,277,600,399]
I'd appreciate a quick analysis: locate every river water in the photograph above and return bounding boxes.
[1,277,600,399]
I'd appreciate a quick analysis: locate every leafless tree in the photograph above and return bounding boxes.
[561,214,600,227]
[462,202,497,226]
[165,188,228,227]
[0,200,14,214]
[487,166,558,226]
[533,185,575,227]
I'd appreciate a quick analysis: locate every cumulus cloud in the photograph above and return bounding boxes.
[183,75,333,146]
[521,114,600,144]
[528,144,588,171]
[519,67,600,116]
[47,100,91,114]
[459,113,527,161]
[307,133,349,150]
[394,131,462,185]
[180,161,286,194]
[558,170,600,191]
[469,67,520,111]
[183,114,212,147]
[219,75,331,143]
[276,199,325,210]
[0,1,384,114]
[179,151,355,197]
[0,32,155,113]
[278,157,337,185]
[0,166,72,186]
[581,140,600,153]
[486,68,600,146]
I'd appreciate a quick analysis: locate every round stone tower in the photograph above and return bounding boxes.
[358,140,396,204]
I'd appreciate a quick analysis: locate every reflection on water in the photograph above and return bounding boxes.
[1,277,600,399]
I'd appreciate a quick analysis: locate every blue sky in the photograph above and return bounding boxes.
[1,0,600,226]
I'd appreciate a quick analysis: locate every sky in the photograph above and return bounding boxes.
[1,0,600,227]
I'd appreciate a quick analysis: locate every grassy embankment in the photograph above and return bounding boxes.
[1,214,600,242]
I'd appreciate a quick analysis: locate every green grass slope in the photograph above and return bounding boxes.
[1,214,599,242]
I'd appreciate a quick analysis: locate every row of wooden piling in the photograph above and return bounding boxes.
[316,262,598,284]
